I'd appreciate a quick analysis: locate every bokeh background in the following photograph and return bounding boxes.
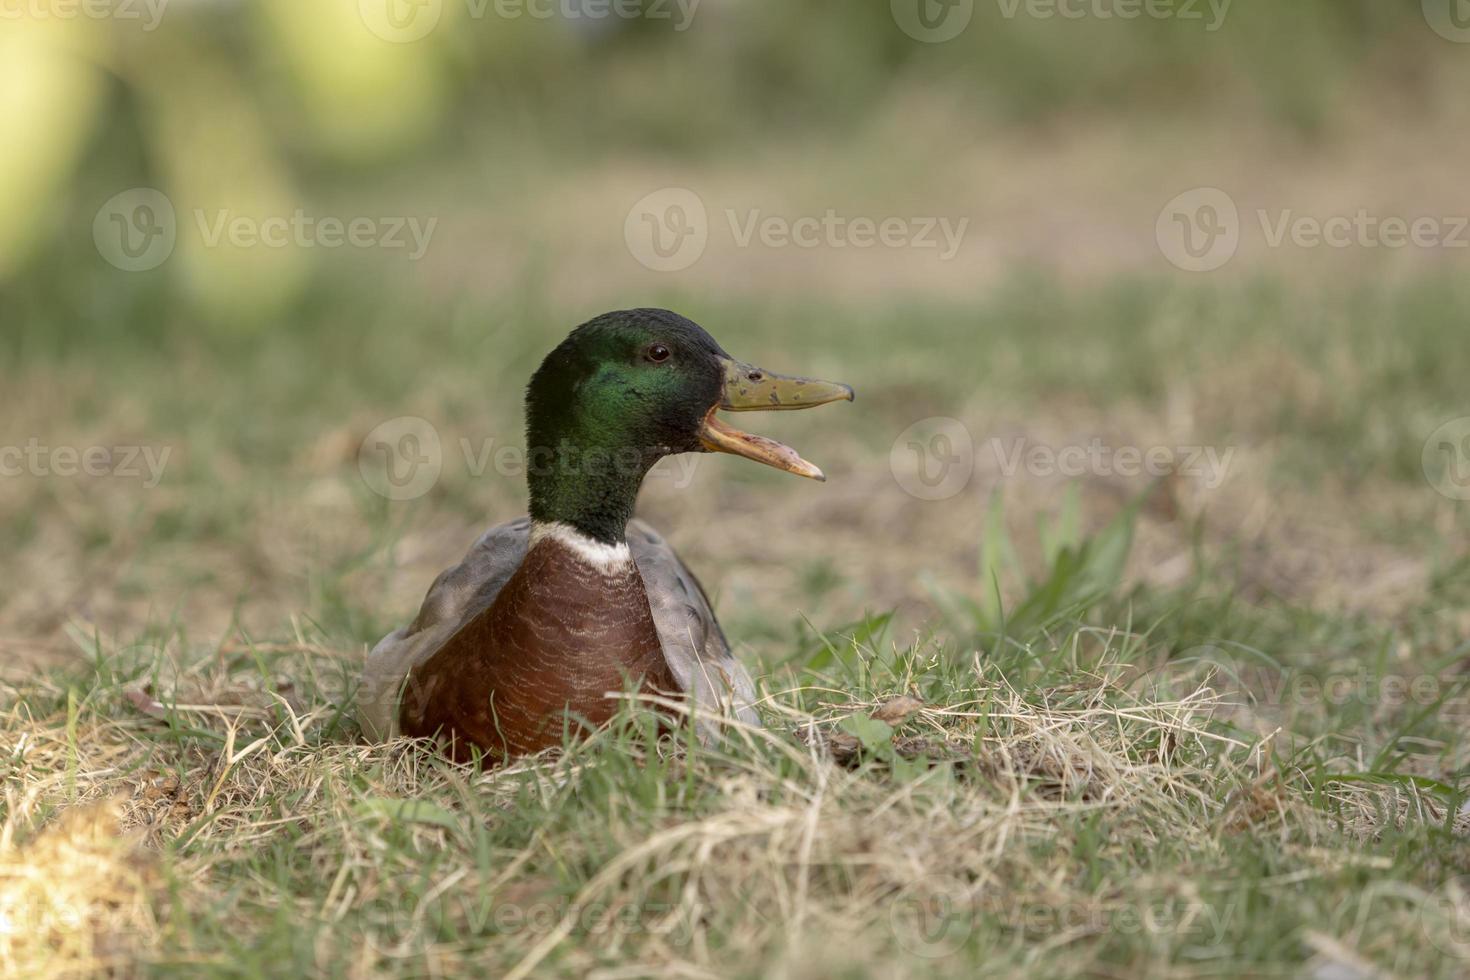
[4,0,1467,661]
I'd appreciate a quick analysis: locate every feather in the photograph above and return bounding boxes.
[358,516,760,745]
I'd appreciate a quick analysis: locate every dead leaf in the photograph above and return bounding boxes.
[123,689,166,718]
[872,696,925,726]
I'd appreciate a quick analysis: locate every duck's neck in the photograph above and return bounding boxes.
[525,438,657,545]
[527,520,636,575]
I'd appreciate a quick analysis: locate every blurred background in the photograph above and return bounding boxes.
[2,0,1468,669]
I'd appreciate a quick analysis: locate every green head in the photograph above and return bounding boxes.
[524,309,853,543]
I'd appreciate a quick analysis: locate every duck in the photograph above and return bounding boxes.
[358,309,854,763]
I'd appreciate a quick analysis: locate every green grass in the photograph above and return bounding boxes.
[4,511,1468,977]
[1,269,1468,977]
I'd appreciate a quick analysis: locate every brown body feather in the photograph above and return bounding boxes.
[398,535,681,763]
[358,518,762,757]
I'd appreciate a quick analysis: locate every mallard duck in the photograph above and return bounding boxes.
[358,309,853,763]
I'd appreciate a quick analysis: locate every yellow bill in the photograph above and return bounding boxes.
[698,358,854,481]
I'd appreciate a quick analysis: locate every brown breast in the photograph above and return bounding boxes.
[398,535,680,764]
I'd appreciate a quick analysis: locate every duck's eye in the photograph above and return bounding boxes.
[646,344,672,363]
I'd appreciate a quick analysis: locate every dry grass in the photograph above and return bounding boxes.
[1,604,1466,977]
[0,798,160,978]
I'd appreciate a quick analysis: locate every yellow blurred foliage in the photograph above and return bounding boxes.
[133,36,309,324]
[0,1,457,318]
[260,0,453,159]
[0,18,106,275]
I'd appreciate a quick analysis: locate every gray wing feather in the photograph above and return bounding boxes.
[358,515,761,741]
[358,517,531,740]
[627,519,762,735]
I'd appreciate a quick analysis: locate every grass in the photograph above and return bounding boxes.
[2,262,1469,976]
[2,525,1467,977]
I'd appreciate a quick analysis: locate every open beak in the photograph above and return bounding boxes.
[698,358,854,481]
